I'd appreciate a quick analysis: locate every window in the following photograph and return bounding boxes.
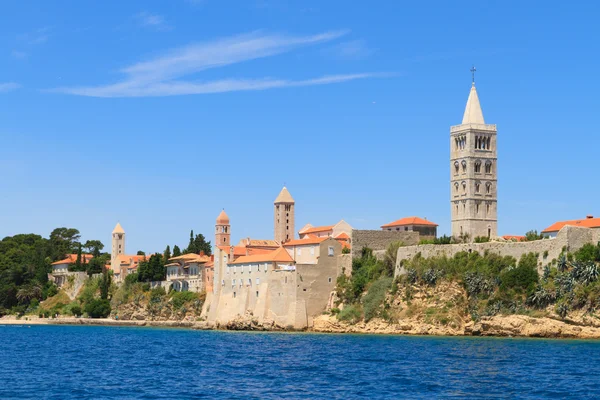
[486,182,492,194]
[475,160,481,173]
[298,248,302,256]
[233,292,236,298]
[454,161,459,174]
[232,279,236,286]
[485,161,492,174]
[328,277,332,283]
[461,160,467,172]
[462,181,466,192]
[256,291,259,298]
[310,247,315,256]
[454,182,459,192]
[248,279,252,286]
[256,278,260,285]
[328,246,334,256]
[475,182,480,193]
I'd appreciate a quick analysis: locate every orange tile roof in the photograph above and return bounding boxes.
[170,253,210,263]
[246,248,273,255]
[229,247,294,265]
[217,245,248,256]
[502,235,526,241]
[338,241,351,250]
[335,232,350,240]
[246,239,280,247]
[381,216,438,228]
[117,254,147,265]
[52,254,94,265]
[283,237,329,247]
[204,261,214,268]
[541,216,600,233]
[300,225,334,234]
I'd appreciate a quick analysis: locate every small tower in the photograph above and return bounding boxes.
[274,186,295,243]
[111,223,125,269]
[215,209,231,246]
[450,71,498,240]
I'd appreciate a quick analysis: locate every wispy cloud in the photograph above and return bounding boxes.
[18,27,51,45]
[135,12,172,31]
[52,31,378,98]
[0,83,21,93]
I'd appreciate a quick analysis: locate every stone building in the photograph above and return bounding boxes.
[165,253,210,292]
[450,80,498,240]
[381,216,438,238]
[274,186,295,244]
[542,215,600,238]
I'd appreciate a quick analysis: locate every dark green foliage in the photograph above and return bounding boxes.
[124,272,139,287]
[70,304,82,317]
[464,272,494,298]
[527,285,555,308]
[49,228,81,261]
[185,230,212,256]
[137,251,145,256]
[474,236,490,243]
[83,240,104,255]
[84,299,111,318]
[555,301,569,319]
[383,241,403,277]
[342,247,351,254]
[419,235,453,245]
[499,264,538,292]
[422,268,442,286]
[363,277,393,322]
[163,245,171,263]
[173,245,182,257]
[99,269,111,300]
[137,254,165,282]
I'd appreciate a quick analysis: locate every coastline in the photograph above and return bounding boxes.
[4,314,600,339]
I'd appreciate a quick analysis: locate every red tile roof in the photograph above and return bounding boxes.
[541,216,600,233]
[52,254,94,265]
[335,232,350,240]
[229,247,294,265]
[299,225,334,234]
[381,216,438,228]
[502,235,526,241]
[283,237,329,247]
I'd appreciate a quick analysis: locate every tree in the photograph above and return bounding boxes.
[186,230,195,254]
[16,284,42,304]
[85,299,111,318]
[383,241,404,277]
[99,268,111,300]
[525,230,544,242]
[49,228,81,261]
[83,240,104,255]
[138,254,165,282]
[137,251,145,256]
[86,257,104,276]
[173,245,182,257]
[185,231,212,256]
[74,243,83,271]
[163,245,171,263]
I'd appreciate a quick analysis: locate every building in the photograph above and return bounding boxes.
[51,254,93,287]
[381,216,438,238]
[450,77,498,240]
[542,215,600,238]
[109,223,146,282]
[284,236,341,264]
[298,220,353,241]
[165,253,211,292]
[274,186,295,244]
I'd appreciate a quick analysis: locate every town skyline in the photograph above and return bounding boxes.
[2,1,599,252]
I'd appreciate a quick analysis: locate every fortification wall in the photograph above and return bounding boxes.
[394,226,599,276]
[352,230,420,258]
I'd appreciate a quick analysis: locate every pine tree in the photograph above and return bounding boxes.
[193,233,212,256]
[173,245,182,257]
[75,243,82,271]
[163,245,171,262]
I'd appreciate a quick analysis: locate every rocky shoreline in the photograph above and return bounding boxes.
[3,314,600,339]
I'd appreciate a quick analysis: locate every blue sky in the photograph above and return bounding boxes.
[1,0,599,253]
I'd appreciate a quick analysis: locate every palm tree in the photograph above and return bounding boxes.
[16,284,42,303]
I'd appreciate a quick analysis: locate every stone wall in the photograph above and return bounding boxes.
[394,226,599,276]
[352,230,420,259]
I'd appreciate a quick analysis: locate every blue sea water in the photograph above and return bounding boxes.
[1,325,600,399]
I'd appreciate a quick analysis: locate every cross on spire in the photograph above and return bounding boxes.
[470,65,477,84]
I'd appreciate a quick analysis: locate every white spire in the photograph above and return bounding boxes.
[462,83,485,124]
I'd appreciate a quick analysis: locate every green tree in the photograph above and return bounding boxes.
[173,245,182,257]
[163,245,171,263]
[83,240,104,255]
[137,250,145,256]
[73,243,83,271]
[99,269,111,300]
[49,228,81,261]
[85,298,111,318]
[525,230,544,241]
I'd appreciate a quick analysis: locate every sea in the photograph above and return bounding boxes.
[0,325,599,399]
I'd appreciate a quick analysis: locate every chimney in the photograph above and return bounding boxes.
[587,215,594,219]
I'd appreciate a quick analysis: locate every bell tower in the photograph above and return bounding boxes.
[274,186,295,243]
[215,209,231,246]
[450,69,498,241]
[111,222,125,270]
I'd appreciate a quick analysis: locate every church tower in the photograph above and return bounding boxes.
[111,223,125,270]
[274,186,295,243]
[450,73,497,240]
[215,209,231,246]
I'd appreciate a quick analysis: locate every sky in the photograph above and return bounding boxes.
[1,0,599,253]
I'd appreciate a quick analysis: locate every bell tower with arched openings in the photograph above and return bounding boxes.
[450,70,498,241]
[215,209,230,246]
[274,186,295,244]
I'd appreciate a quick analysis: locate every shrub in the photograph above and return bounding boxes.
[422,268,441,286]
[70,304,82,317]
[383,242,404,277]
[125,273,139,287]
[342,247,350,254]
[499,254,538,292]
[84,299,111,318]
[338,304,362,323]
[574,243,600,263]
[474,236,490,243]
[464,272,494,298]
[362,277,393,322]
[527,285,555,309]
[46,284,58,298]
[555,301,569,319]
[170,291,197,309]
[150,287,167,302]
